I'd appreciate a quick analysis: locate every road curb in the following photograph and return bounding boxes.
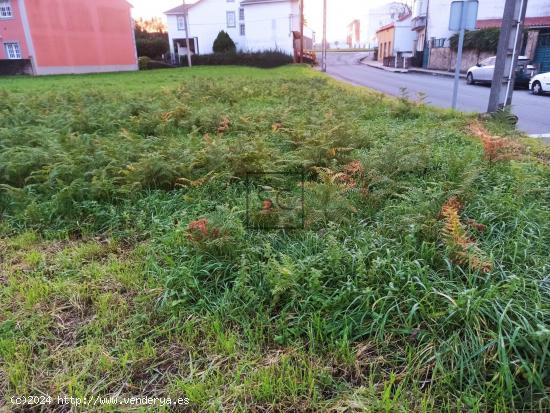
[408,68,467,79]
[359,58,408,73]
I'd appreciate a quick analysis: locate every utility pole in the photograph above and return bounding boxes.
[487,0,527,112]
[300,0,304,63]
[321,0,327,72]
[183,0,192,67]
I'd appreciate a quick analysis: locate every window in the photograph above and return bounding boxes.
[226,11,236,28]
[0,0,12,18]
[4,42,21,59]
[177,15,186,31]
[239,7,244,21]
[240,23,245,36]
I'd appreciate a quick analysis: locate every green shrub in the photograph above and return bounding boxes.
[213,30,236,53]
[450,28,501,53]
[138,56,151,70]
[138,56,174,70]
[136,37,169,59]
[192,51,293,68]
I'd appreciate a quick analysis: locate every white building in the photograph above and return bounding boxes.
[165,0,312,60]
[363,2,412,49]
[425,0,550,51]
[423,0,550,71]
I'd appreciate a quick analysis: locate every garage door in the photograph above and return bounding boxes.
[534,32,550,73]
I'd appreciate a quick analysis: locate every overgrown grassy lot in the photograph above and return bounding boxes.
[1,66,549,412]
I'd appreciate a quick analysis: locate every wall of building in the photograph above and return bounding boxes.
[427,0,550,43]
[168,0,302,56]
[0,0,29,60]
[365,2,409,49]
[425,0,550,72]
[477,0,550,20]
[168,0,242,56]
[393,21,414,53]
[24,0,137,74]
[244,1,296,55]
[377,27,394,62]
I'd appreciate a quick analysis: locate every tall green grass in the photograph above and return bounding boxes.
[1,66,548,411]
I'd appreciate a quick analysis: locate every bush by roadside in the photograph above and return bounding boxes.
[190,50,294,68]
[138,56,175,70]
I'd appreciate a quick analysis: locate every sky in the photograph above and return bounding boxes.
[130,0,389,41]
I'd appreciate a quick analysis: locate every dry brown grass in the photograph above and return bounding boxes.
[468,121,523,162]
[440,196,492,273]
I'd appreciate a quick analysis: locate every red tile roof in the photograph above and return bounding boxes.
[476,16,550,29]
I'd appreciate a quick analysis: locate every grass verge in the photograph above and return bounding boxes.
[1,66,549,412]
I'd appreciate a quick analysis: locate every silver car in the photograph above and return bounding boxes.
[466,56,536,88]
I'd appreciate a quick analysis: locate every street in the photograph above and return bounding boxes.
[324,52,550,140]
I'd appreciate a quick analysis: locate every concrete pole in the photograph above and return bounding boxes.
[487,0,528,112]
[183,0,192,67]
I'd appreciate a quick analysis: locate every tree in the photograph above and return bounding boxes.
[213,31,236,54]
[134,18,169,59]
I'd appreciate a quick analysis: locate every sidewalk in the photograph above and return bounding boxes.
[361,59,466,78]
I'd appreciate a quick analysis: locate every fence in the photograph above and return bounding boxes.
[383,56,413,69]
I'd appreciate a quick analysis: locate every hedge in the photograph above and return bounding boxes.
[190,51,294,68]
[449,28,501,53]
[138,57,175,70]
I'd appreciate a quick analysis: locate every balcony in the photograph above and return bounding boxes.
[411,16,426,31]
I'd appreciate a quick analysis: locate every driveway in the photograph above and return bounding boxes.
[324,52,550,141]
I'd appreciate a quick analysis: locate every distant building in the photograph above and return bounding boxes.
[376,13,414,66]
[0,0,137,75]
[364,2,412,49]
[164,0,313,62]
[347,19,361,48]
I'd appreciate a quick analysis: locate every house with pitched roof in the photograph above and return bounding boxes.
[164,0,312,62]
[0,0,137,75]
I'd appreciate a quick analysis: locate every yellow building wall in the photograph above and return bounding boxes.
[376,27,394,62]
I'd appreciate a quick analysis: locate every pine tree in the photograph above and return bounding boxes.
[213,31,236,53]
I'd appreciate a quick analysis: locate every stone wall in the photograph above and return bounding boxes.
[427,48,493,72]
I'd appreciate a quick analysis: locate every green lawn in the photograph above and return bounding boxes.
[1,66,549,412]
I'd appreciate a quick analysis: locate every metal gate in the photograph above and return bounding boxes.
[533,32,550,73]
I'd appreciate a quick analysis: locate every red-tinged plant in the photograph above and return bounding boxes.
[469,122,522,162]
[187,218,220,242]
[440,196,492,273]
[217,116,230,134]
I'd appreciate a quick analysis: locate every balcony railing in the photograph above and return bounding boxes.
[411,16,427,31]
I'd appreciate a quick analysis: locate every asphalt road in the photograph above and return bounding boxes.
[324,52,550,140]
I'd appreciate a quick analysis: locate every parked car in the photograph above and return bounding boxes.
[530,72,550,95]
[466,56,537,88]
